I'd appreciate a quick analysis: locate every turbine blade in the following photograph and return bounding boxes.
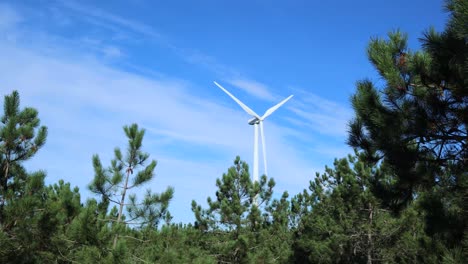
[214,81,260,118]
[261,94,294,120]
[260,121,267,177]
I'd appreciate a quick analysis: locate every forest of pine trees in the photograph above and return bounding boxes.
[0,1,466,263]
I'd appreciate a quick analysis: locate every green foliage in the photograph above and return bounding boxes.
[347,0,467,260]
[192,156,292,263]
[129,224,215,263]
[292,152,442,263]
[0,90,47,222]
[89,123,174,250]
[0,90,57,263]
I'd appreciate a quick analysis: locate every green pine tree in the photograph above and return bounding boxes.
[0,90,55,263]
[0,90,47,223]
[292,152,436,263]
[192,156,292,263]
[347,0,467,260]
[89,123,174,250]
[128,223,216,263]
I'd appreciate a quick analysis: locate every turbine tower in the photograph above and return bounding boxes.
[214,81,293,183]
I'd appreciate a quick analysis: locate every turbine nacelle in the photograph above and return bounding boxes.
[248,117,260,125]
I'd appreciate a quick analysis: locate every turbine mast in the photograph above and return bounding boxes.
[259,121,267,177]
[253,123,259,183]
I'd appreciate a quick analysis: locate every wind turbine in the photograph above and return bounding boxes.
[214,81,293,183]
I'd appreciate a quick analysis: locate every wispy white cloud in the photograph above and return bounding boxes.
[285,88,354,137]
[298,90,352,118]
[59,0,162,40]
[102,45,123,58]
[173,48,240,78]
[227,78,277,102]
[26,1,282,108]
[56,1,279,99]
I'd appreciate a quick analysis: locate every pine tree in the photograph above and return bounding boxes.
[89,123,174,249]
[0,90,47,223]
[0,91,54,263]
[292,152,437,263]
[191,156,292,263]
[347,0,467,258]
[129,223,216,263]
[65,198,115,263]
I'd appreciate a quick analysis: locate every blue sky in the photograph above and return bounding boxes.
[0,0,448,223]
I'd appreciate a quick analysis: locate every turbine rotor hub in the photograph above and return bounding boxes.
[248,117,260,125]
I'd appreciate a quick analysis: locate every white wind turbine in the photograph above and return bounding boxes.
[214,81,293,183]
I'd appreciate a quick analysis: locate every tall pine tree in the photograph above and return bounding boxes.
[192,156,292,263]
[347,0,467,258]
[0,90,57,263]
[0,90,47,223]
[89,123,174,250]
[292,152,438,263]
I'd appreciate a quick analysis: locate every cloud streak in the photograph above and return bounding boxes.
[59,0,162,40]
[285,88,354,137]
[227,78,278,102]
